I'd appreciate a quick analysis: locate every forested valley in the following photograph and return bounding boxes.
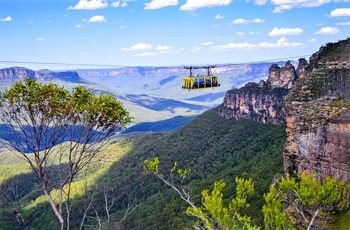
[0,107,286,229]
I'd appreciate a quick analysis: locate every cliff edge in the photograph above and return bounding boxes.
[284,38,350,182]
[218,59,306,124]
[219,37,350,182]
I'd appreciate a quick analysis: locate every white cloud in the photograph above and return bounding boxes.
[86,15,106,23]
[329,8,350,17]
[144,0,179,10]
[122,43,153,51]
[156,45,173,51]
[215,14,224,19]
[309,38,317,42]
[271,0,336,13]
[249,0,268,5]
[214,37,303,50]
[201,42,213,45]
[180,0,232,11]
[36,38,44,41]
[314,26,340,34]
[268,27,303,36]
[231,18,265,24]
[251,18,265,23]
[237,32,246,36]
[0,16,12,22]
[336,22,350,25]
[232,18,249,24]
[134,52,158,57]
[111,0,128,7]
[76,24,84,28]
[119,25,126,29]
[67,0,108,10]
[111,1,120,7]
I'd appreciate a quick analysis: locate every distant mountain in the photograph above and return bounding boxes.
[0,66,86,83]
[0,62,286,131]
[122,115,197,134]
[76,62,278,104]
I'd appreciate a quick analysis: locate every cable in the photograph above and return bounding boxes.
[0,60,126,68]
[0,54,311,69]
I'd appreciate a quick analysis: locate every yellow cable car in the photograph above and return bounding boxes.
[182,65,220,91]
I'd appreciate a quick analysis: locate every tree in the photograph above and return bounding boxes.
[262,173,350,230]
[0,78,132,230]
[144,157,260,230]
[0,177,26,227]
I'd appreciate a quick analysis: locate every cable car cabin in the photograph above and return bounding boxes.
[182,75,220,90]
[182,66,220,91]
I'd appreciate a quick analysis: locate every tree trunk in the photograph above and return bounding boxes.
[42,187,64,230]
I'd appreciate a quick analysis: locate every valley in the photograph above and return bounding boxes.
[1,38,350,229]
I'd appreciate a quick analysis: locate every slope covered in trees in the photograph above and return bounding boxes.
[0,107,287,229]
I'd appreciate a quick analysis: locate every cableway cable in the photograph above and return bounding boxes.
[0,54,311,69]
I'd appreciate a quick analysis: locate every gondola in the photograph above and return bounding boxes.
[182,65,220,91]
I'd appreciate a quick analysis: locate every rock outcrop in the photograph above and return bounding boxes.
[0,66,83,83]
[283,38,350,182]
[266,60,297,89]
[218,83,287,124]
[219,38,350,182]
[218,60,302,124]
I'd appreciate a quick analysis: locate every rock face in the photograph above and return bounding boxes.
[284,95,350,182]
[0,67,36,80]
[266,60,297,89]
[218,83,287,124]
[283,38,350,182]
[219,38,350,182]
[0,66,83,83]
[218,60,300,124]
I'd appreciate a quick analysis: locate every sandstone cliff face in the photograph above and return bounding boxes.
[218,83,287,124]
[0,67,82,83]
[283,38,350,182]
[266,60,297,89]
[218,60,301,124]
[219,37,350,182]
[284,95,350,182]
[0,67,36,80]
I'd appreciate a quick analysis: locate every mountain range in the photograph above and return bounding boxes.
[0,62,280,132]
[1,37,350,229]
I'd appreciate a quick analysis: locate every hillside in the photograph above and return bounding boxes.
[0,108,286,229]
[2,38,350,229]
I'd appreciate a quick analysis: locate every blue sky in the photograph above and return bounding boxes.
[0,0,350,70]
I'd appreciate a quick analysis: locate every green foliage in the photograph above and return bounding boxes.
[186,178,259,230]
[0,78,132,229]
[143,157,160,174]
[263,173,350,229]
[0,78,132,129]
[1,108,286,229]
[318,38,350,62]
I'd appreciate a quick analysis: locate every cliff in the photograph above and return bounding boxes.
[218,83,288,124]
[283,38,350,182]
[218,60,306,124]
[0,66,84,83]
[218,38,350,182]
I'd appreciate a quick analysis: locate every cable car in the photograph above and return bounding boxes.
[182,65,220,91]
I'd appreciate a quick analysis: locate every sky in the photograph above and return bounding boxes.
[0,0,350,70]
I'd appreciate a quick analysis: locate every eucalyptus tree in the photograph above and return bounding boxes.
[263,173,350,230]
[144,158,260,230]
[0,78,132,230]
